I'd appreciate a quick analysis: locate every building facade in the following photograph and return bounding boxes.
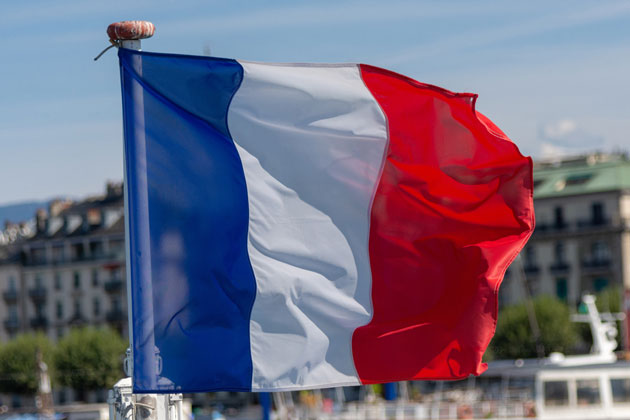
[0,182,127,343]
[501,153,630,309]
[2,155,630,337]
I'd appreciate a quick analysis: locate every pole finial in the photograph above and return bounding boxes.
[107,21,155,42]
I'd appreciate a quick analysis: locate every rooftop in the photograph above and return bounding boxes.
[0,182,124,249]
[533,153,630,199]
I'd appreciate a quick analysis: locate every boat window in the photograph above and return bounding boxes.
[544,381,569,407]
[576,379,600,406]
[611,378,630,404]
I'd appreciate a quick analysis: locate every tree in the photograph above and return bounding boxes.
[53,327,127,395]
[490,295,578,360]
[0,333,54,394]
[595,286,622,313]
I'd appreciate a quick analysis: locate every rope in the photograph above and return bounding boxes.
[94,40,120,61]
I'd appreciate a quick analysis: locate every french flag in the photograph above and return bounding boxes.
[118,48,534,393]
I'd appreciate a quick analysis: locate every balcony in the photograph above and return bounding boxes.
[28,287,47,302]
[68,312,86,327]
[4,318,19,332]
[523,265,540,275]
[106,308,126,323]
[582,259,612,273]
[104,278,124,293]
[553,222,569,231]
[22,252,125,267]
[2,289,18,302]
[70,252,123,264]
[577,218,610,229]
[533,222,569,236]
[550,262,570,274]
[30,316,48,329]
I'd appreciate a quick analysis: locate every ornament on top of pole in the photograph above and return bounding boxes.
[108,21,155,48]
[94,20,155,60]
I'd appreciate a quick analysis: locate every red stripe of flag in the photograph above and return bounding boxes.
[353,64,534,382]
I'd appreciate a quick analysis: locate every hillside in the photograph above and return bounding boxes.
[0,200,49,226]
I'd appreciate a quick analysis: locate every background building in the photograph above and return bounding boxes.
[3,154,630,340]
[0,182,126,343]
[501,153,630,309]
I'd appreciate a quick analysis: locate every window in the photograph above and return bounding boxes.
[555,278,567,301]
[72,243,85,260]
[565,173,592,186]
[110,239,124,256]
[9,306,18,320]
[554,207,565,229]
[90,240,104,257]
[8,276,16,291]
[92,269,99,286]
[112,297,121,311]
[525,246,536,266]
[577,379,601,406]
[54,273,62,290]
[32,248,46,264]
[56,301,63,319]
[555,242,565,262]
[592,241,609,262]
[592,202,604,225]
[35,274,43,289]
[544,381,569,407]
[93,298,100,317]
[58,389,67,404]
[74,299,82,316]
[611,378,630,404]
[73,271,81,290]
[52,245,64,263]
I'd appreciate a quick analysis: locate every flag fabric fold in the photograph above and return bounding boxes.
[118,48,534,393]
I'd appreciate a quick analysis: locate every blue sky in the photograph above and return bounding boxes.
[1,0,629,205]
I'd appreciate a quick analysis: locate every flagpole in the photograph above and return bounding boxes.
[107,20,155,381]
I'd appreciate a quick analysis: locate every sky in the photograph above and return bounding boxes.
[0,0,629,205]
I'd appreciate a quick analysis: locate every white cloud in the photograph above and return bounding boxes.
[539,119,602,148]
[541,119,577,142]
[536,119,605,159]
[540,142,572,161]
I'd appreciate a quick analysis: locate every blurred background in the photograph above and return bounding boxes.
[1,1,629,419]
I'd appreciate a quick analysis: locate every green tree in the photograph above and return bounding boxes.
[0,333,54,394]
[53,327,127,395]
[595,286,622,313]
[490,295,578,360]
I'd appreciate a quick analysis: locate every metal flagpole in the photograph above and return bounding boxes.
[105,20,156,383]
[101,21,189,420]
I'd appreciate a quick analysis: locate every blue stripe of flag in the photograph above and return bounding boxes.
[119,48,256,392]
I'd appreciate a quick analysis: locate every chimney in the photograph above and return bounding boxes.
[87,208,102,227]
[106,182,123,198]
[49,199,72,217]
[35,209,48,234]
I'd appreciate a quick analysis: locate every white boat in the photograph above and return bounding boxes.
[263,294,630,420]
[477,294,630,420]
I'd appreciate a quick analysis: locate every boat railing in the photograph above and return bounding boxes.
[283,399,536,420]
